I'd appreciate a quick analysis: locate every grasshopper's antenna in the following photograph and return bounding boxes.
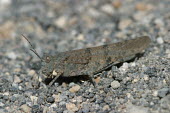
[22,34,43,61]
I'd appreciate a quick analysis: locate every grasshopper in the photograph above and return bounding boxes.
[22,35,151,86]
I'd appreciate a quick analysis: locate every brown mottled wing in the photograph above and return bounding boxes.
[64,36,151,74]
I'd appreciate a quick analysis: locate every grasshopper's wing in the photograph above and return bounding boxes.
[64,36,151,74]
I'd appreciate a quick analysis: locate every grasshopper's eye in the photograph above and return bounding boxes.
[45,56,50,63]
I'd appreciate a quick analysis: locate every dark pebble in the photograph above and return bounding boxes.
[144,67,157,77]
[10,96,16,102]
[31,105,43,113]
[46,97,55,103]
[3,95,9,100]
[9,87,18,92]
[0,94,3,99]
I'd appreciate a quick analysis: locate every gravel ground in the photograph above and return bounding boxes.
[0,0,170,113]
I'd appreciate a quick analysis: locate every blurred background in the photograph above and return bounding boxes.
[1,0,169,56]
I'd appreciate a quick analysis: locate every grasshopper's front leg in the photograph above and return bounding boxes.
[48,75,60,86]
[48,70,63,86]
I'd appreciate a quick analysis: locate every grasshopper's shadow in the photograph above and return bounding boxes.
[44,75,90,85]
[44,53,144,85]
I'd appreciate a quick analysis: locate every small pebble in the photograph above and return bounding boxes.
[20,104,31,113]
[133,12,146,21]
[66,103,78,112]
[154,18,164,27]
[30,96,38,104]
[160,95,170,112]
[158,88,169,98]
[76,34,85,41]
[126,102,149,113]
[14,75,21,83]
[157,37,164,44]
[135,3,153,11]
[31,105,42,113]
[131,62,136,67]
[0,21,14,38]
[55,16,67,29]
[143,74,149,81]
[119,62,129,72]
[0,102,4,107]
[53,94,60,102]
[133,78,139,83]
[46,97,55,103]
[82,104,90,113]
[69,82,75,87]
[112,0,122,9]
[69,85,81,93]
[100,4,114,15]
[63,110,74,113]
[126,93,131,98]
[0,0,11,6]
[153,90,158,97]
[118,19,132,30]
[28,70,36,76]
[135,3,148,11]
[103,105,110,111]
[94,77,100,84]
[50,103,57,108]
[6,52,17,60]
[111,80,120,89]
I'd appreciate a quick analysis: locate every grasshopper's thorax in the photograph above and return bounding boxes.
[41,54,64,78]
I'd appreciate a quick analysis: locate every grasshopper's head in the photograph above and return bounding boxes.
[21,35,62,78]
[41,55,63,78]
[41,55,55,78]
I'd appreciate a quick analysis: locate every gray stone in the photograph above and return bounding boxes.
[158,88,169,98]
[160,95,170,113]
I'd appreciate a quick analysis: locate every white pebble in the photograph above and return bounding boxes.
[157,37,164,44]
[6,52,17,60]
[111,80,120,89]
[55,16,67,29]
[154,18,164,27]
[119,62,129,73]
[153,90,158,97]
[0,102,4,107]
[126,93,131,98]
[143,75,149,81]
[50,103,57,108]
[30,96,38,103]
[133,78,139,83]
[101,4,114,15]
[131,62,136,67]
